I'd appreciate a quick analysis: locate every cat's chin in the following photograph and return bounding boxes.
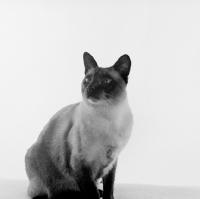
[86,98,111,107]
[87,97,98,104]
[85,97,105,106]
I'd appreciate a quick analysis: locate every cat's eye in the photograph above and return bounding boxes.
[85,77,91,84]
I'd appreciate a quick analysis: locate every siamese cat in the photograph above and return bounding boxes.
[25,52,133,199]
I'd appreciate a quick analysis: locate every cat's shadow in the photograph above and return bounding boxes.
[33,189,103,199]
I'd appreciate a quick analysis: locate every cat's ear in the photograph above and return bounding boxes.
[83,52,98,74]
[113,54,131,84]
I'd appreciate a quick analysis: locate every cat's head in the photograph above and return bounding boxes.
[81,52,131,106]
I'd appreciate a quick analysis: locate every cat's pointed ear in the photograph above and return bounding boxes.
[113,54,131,84]
[83,52,98,74]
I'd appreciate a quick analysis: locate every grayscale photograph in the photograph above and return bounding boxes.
[0,1,200,199]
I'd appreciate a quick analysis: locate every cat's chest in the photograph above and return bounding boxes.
[84,112,132,166]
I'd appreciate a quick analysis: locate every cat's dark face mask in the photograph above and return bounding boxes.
[81,52,131,105]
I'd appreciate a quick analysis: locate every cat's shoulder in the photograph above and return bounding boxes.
[40,103,80,133]
[51,102,80,120]
[37,103,80,141]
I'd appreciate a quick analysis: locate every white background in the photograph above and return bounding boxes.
[0,0,200,186]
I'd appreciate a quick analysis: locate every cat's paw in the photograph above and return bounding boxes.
[98,189,103,198]
[103,195,114,199]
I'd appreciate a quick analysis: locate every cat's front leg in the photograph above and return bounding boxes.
[103,160,118,199]
[73,159,100,199]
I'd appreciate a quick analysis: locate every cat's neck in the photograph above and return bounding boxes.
[78,91,130,121]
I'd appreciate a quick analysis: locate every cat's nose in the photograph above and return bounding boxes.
[87,86,95,92]
[86,86,95,95]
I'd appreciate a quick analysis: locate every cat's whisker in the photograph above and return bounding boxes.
[104,93,115,98]
[99,95,110,106]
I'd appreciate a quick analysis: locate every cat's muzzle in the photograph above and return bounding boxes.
[86,86,100,101]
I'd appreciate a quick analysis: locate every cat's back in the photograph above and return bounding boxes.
[25,103,80,196]
[26,102,79,159]
[37,102,79,141]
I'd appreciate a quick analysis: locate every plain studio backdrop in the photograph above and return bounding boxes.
[0,0,200,187]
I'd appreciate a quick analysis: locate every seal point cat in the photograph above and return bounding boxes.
[25,52,133,199]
